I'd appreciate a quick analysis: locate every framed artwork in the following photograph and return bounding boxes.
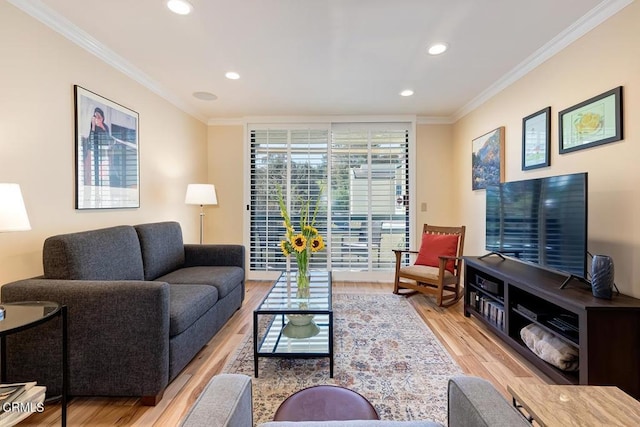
[522,107,551,170]
[472,127,505,191]
[74,85,139,209]
[559,86,622,154]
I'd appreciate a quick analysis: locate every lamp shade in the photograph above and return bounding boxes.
[0,183,31,232]
[185,184,218,206]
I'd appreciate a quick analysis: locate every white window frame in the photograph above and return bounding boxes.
[243,116,416,282]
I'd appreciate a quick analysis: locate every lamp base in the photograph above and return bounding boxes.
[199,207,205,244]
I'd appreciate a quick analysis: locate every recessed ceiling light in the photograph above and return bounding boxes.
[225,71,240,80]
[427,43,448,55]
[400,89,414,97]
[193,91,218,101]
[167,0,193,15]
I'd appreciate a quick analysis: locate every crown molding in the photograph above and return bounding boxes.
[9,0,630,126]
[7,0,207,124]
[208,118,244,126]
[208,115,453,126]
[416,116,455,125]
[452,0,633,123]
[209,115,425,126]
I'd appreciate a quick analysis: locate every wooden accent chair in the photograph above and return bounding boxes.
[393,224,466,307]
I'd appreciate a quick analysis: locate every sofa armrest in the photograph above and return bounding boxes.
[184,244,245,269]
[261,422,440,427]
[180,374,253,427]
[1,278,170,397]
[448,376,529,427]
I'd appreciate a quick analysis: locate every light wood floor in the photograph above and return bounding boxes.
[19,281,549,426]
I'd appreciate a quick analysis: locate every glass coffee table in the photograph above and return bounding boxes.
[253,270,333,378]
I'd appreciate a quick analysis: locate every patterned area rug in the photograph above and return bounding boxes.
[223,294,463,425]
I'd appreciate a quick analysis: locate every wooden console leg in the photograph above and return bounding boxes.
[141,391,164,406]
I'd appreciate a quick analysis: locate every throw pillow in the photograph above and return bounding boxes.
[414,233,459,273]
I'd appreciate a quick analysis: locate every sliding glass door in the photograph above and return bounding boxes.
[248,122,411,275]
[249,127,329,272]
[330,123,409,270]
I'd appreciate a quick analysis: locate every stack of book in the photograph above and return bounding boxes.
[0,381,46,426]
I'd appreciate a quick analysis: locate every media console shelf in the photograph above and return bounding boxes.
[464,256,640,399]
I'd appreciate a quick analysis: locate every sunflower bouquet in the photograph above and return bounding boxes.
[277,186,325,290]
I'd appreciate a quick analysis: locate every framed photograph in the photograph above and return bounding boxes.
[74,85,139,209]
[522,107,551,170]
[472,127,505,191]
[559,86,622,154]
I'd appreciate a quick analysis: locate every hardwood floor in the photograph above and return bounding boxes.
[19,281,549,426]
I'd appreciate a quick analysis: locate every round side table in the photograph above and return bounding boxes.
[273,384,380,421]
[0,301,68,426]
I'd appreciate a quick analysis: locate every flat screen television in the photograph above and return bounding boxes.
[485,172,588,281]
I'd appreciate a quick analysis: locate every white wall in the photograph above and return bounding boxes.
[4,1,639,298]
[0,2,209,284]
[206,125,245,244]
[452,1,640,297]
[415,123,456,238]
[206,122,457,250]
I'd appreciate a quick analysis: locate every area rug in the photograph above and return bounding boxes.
[223,294,463,425]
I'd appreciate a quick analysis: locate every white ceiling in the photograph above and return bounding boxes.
[9,0,629,123]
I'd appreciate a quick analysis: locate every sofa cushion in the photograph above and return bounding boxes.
[43,225,144,280]
[135,221,185,280]
[414,233,459,274]
[169,284,219,336]
[157,266,244,299]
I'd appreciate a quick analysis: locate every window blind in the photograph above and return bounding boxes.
[249,128,329,271]
[330,124,410,270]
[248,122,410,273]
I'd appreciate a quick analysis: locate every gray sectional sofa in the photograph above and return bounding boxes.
[179,374,529,427]
[1,221,245,405]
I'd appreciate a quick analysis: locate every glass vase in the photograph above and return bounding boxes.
[284,254,317,338]
[296,253,311,297]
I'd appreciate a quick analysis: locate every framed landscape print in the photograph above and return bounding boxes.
[559,86,622,154]
[522,107,551,170]
[74,85,140,209]
[472,127,505,191]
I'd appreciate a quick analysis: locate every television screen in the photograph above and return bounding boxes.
[485,172,588,279]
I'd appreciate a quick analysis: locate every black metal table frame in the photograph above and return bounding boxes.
[0,302,68,427]
[253,272,333,378]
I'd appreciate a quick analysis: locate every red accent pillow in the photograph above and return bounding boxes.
[414,233,459,273]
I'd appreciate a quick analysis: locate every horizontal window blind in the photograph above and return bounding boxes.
[330,125,410,270]
[249,122,410,273]
[249,128,329,271]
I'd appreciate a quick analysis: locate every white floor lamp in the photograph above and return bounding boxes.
[185,184,217,244]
